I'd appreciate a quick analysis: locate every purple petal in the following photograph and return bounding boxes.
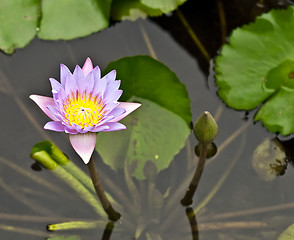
[103,80,121,102]
[102,122,126,132]
[69,133,97,164]
[44,121,65,132]
[108,107,126,118]
[47,105,63,121]
[102,70,116,84]
[29,95,59,121]
[103,102,119,112]
[103,89,123,103]
[91,125,110,132]
[73,65,86,92]
[64,73,77,96]
[82,58,93,77]
[83,70,95,94]
[57,87,67,107]
[49,78,62,95]
[94,115,115,127]
[92,77,107,98]
[60,64,72,88]
[110,102,141,122]
[64,125,78,134]
[91,66,101,81]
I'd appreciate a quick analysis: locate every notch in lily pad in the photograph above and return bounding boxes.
[265,59,294,90]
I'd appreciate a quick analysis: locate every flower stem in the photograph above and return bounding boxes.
[87,157,121,221]
[101,222,115,240]
[185,207,199,240]
[181,143,208,206]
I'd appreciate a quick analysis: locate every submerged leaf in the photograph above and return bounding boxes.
[252,138,287,181]
[215,6,294,135]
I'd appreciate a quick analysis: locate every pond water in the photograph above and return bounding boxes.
[1,1,294,239]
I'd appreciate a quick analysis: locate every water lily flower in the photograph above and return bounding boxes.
[30,58,141,164]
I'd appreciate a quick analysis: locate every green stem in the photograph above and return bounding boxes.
[181,143,208,206]
[87,157,121,221]
[48,220,105,231]
[176,10,211,62]
[194,132,246,214]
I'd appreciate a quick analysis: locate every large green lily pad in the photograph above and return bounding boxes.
[215,6,294,135]
[0,0,40,54]
[96,97,190,180]
[103,55,191,126]
[96,56,191,180]
[38,0,110,40]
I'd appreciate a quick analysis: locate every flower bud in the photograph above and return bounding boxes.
[193,111,218,143]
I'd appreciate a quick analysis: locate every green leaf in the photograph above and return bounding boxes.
[96,97,190,180]
[103,55,191,126]
[111,0,185,21]
[32,141,69,165]
[97,56,191,179]
[38,0,111,40]
[111,0,163,20]
[0,0,40,54]
[215,6,294,135]
[265,59,294,90]
[278,223,294,240]
[255,88,294,135]
[141,0,186,14]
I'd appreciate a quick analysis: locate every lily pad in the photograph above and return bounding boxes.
[111,0,161,20]
[96,97,190,180]
[111,0,186,20]
[103,55,191,126]
[0,0,40,54]
[96,56,191,180]
[38,0,110,40]
[215,6,294,135]
[141,0,186,14]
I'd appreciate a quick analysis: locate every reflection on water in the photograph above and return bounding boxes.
[0,1,294,239]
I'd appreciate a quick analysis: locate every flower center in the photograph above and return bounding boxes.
[63,92,104,129]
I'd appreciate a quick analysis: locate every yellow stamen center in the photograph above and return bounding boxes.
[63,92,104,129]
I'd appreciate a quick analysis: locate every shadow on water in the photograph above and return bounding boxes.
[1,1,294,239]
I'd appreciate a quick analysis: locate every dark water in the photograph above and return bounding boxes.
[1,1,294,239]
